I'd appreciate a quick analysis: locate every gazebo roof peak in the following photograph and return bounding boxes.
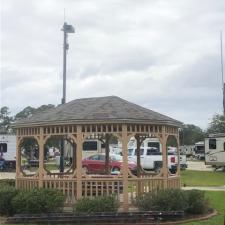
[14,96,182,127]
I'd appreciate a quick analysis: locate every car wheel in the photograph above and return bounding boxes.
[82,166,88,174]
[111,167,120,174]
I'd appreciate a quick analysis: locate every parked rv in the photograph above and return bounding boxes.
[205,134,225,170]
[194,141,205,160]
[0,134,16,170]
[179,145,195,157]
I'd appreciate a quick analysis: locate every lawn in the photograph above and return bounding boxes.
[181,170,225,187]
[181,191,225,225]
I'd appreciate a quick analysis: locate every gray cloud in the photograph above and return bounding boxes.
[1,0,225,129]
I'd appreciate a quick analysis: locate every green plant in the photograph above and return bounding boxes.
[0,179,15,187]
[0,185,18,216]
[12,188,65,214]
[74,195,119,213]
[185,190,210,214]
[134,189,188,211]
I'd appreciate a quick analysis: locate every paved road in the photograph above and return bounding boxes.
[0,172,15,179]
[186,160,214,171]
[182,186,225,191]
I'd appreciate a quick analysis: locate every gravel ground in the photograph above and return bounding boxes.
[0,172,16,180]
[186,160,214,171]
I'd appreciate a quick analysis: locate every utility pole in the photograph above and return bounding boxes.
[60,22,75,173]
[220,31,225,115]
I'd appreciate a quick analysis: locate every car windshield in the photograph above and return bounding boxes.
[110,154,122,161]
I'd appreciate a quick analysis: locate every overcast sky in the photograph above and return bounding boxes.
[1,0,225,129]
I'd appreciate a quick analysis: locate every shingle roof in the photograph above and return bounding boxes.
[13,96,182,127]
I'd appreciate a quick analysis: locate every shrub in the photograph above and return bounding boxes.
[0,179,15,187]
[74,195,119,213]
[185,190,210,214]
[0,185,18,216]
[135,189,188,212]
[12,188,65,214]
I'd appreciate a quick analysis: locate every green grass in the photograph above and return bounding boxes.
[181,170,225,187]
[181,191,225,225]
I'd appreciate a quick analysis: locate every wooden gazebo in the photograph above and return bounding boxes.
[14,96,182,210]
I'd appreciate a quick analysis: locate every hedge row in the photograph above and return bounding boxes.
[134,189,210,215]
[0,184,64,216]
[74,195,119,213]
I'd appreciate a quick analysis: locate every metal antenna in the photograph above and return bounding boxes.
[220,31,225,114]
[60,21,75,173]
[61,21,75,104]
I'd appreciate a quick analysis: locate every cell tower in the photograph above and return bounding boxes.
[60,22,75,173]
[220,31,225,114]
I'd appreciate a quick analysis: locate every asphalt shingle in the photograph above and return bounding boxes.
[14,96,182,127]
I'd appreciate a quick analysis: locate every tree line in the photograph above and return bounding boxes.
[1,105,225,145]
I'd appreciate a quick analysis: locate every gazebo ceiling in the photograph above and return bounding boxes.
[14,96,182,127]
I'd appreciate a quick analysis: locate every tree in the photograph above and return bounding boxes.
[207,114,225,134]
[0,106,14,134]
[180,124,205,145]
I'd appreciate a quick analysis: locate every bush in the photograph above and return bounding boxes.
[0,185,18,216]
[135,189,188,211]
[74,195,119,213]
[134,189,211,215]
[185,190,210,214]
[12,188,65,214]
[0,179,15,187]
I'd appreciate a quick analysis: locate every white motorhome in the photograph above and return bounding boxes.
[128,137,161,152]
[205,134,225,169]
[0,134,16,170]
[194,141,205,160]
[179,145,195,157]
[82,140,104,158]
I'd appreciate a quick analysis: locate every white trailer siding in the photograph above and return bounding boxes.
[0,135,16,161]
[205,134,225,167]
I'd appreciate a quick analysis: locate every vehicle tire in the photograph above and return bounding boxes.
[111,167,120,174]
[154,166,161,173]
[82,166,88,174]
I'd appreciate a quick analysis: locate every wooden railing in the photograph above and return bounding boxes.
[16,177,39,190]
[16,174,180,206]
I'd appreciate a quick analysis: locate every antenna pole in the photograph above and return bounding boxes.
[62,24,67,104]
[60,22,75,173]
[220,31,225,115]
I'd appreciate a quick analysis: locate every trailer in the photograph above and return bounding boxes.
[194,141,205,160]
[0,134,16,170]
[205,133,225,170]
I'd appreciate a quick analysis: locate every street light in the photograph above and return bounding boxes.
[60,22,75,173]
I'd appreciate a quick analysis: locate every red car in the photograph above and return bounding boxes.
[82,153,137,175]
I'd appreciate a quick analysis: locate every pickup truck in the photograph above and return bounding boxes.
[128,147,184,173]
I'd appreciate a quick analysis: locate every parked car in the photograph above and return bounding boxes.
[82,153,137,175]
[128,147,179,173]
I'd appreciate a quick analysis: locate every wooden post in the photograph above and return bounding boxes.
[105,134,110,175]
[38,128,44,188]
[176,132,181,184]
[162,126,168,189]
[122,124,129,211]
[76,126,83,199]
[15,133,21,188]
[135,134,141,178]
